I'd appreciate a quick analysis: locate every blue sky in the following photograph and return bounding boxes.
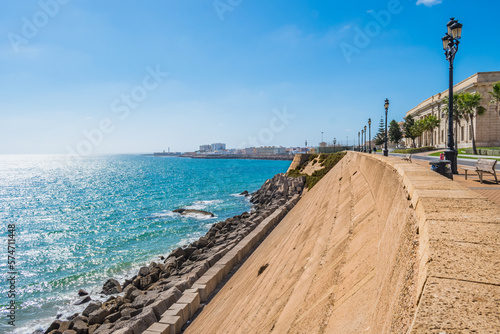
[0,0,499,154]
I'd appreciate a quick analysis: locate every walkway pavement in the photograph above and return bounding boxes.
[409,158,500,206]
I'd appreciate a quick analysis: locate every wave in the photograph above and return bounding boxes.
[144,210,179,219]
[184,199,223,210]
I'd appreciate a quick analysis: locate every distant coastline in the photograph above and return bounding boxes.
[150,152,294,161]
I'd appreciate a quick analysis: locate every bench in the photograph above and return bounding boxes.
[401,153,412,163]
[462,159,498,184]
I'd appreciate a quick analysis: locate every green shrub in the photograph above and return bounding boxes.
[306,152,346,190]
[288,168,303,178]
[308,154,318,161]
[393,146,435,154]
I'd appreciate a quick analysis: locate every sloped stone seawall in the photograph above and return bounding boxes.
[43,173,304,334]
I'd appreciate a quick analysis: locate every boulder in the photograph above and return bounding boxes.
[173,208,214,217]
[70,319,88,334]
[101,279,122,295]
[82,303,102,317]
[88,309,111,326]
[138,267,149,277]
[78,289,89,297]
[74,295,91,305]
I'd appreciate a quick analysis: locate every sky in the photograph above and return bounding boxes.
[0,0,499,154]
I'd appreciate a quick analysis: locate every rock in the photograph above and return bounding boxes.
[170,247,185,259]
[88,309,111,326]
[101,279,122,295]
[138,267,149,277]
[82,303,102,317]
[120,308,142,318]
[45,320,62,333]
[112,329,132,334]
[70,319,88,334]
[78,289,89,296]
[92,324,113,334]
[62,331,77,334]
[144,299,168,320]
[104,312,121,323]
[173,208,214,217]
[74,295,91,305]
[87,324,100,334]
[123,285,138,300]
[131,291,159,308]
[240,190,249,196]
[197,237,209,248]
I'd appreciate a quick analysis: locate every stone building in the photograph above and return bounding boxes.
[405,71,500,148]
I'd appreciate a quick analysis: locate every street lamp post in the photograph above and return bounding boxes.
[368,118,372,153]
[364,125,367,152]
[358,132,360,151]
[333,138,336,152]
[384,98,389,157]
[442,18,462,174]
[361,129,364,152]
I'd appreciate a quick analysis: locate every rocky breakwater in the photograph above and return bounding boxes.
[43,173,305,334]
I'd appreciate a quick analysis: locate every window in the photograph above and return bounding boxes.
[461,126,464,141]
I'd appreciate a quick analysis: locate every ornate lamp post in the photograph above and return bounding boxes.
[361,129,364,152]
[442,18,462,174]
[358,131,360,151]
[384,98,389,157]
[368,118,372,153]
[364,125,367,152]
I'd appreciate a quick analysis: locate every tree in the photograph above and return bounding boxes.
[374,117,386,146]
[388,120,403,146]
[403,115,424,148]
[422,115,440,146]
[489,81,500,116]
[459,92,486,155]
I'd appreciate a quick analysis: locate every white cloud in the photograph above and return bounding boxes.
[416,0,442,7]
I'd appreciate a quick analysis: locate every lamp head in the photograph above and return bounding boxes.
[450,21,463,39]
[368,118,371,125]
[442,33,452,50]
[447,18,456,35]
[384,98,390,110]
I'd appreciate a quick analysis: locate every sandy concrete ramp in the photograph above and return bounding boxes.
[186,152,500,334]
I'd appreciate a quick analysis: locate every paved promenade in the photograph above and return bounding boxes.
[401,155,500,206]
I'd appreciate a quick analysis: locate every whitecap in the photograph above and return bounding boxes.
[185,199,223,210]
[144,211,179,219]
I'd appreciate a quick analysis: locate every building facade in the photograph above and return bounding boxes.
[405,71,500,148]
[210,143,226,151]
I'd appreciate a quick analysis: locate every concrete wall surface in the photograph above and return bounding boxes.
[185,151,500,334]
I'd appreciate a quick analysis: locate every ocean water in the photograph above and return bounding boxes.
[0,155,290,333]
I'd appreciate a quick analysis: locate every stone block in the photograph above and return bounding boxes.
[189,284,208,302]
[162,303,189,324]
[144,323,172,334]
[177,292,201,318]
[158,315,183,334]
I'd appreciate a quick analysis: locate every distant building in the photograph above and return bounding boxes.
[255,146,287,155]
[211,143,226,151]
[244,147,256,155]
[199,145,211,152]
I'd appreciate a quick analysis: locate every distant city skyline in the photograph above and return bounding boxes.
[1,1,499,154]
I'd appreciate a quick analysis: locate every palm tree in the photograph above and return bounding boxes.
[489,81,500,116]
[459,92,486,155]
[422,115,440,146]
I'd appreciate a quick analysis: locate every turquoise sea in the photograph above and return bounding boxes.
[0,155,290,333]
